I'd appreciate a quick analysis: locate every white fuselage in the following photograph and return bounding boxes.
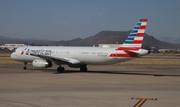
[11,46,148,65]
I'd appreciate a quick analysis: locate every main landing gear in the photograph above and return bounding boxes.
[80,65,87,72]
[56,65,87,73]
[23,62,27,70]
[57,66,65,73]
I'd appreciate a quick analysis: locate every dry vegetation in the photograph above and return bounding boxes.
[120,60,180,65]
[0,53,11,57]
[0,53,180,65]
[0,59,21,64]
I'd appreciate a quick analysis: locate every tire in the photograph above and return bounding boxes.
[57,67,65,73]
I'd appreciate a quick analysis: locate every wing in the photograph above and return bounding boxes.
[30,53,81,64]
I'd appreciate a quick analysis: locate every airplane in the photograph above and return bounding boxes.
[10,18,149,73]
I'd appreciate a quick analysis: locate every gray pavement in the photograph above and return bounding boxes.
[0,64,180,107]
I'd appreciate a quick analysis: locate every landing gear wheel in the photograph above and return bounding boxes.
[23,62,27,70]
[80,66,87,72]
[23,66,27,70]
[57,67,65,73]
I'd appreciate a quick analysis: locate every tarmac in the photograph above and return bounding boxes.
[0,64,180,107]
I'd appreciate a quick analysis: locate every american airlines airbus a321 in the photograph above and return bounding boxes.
[11,18,149,73]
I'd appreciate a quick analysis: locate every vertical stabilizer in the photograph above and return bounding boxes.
[116,18,148,51]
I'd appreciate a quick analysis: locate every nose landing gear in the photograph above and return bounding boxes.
[23,62,27,70]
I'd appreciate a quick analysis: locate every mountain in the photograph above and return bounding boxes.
[1,31,180,49]
[53,31,128,46]
[54,31,180,49]
[0,35,54,45]
[157,37,180,44]
[143,35,180,49]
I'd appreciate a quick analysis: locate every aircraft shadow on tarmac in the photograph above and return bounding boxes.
[33,68,180,77]
[66,70,180,77]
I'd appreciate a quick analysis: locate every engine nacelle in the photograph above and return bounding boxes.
[32,59,52,68]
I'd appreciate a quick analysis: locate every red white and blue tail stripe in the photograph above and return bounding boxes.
[116,18,148,51]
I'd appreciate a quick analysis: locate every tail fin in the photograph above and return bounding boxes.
[116,18,148,51]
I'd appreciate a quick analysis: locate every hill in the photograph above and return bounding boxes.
[54,31,180,49]
[157,36,180,44]
[0,36,54,46]
[1,31,180,49]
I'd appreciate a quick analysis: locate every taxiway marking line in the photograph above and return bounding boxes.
[131,97,157,107]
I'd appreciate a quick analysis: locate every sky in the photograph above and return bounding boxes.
[0,0,180,41]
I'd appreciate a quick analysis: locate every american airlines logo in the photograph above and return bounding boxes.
[21,47,28,55]
[21,48,52,55]
[30,49,52,55]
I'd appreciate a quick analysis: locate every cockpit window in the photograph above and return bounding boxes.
[13,48,17,53]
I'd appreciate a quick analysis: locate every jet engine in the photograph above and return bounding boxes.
[32,59,52,68]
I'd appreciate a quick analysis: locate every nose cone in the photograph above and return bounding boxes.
[10,53,15,59]
[10,53,18,60]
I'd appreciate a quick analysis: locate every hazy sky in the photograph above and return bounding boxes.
[0,0,180,40]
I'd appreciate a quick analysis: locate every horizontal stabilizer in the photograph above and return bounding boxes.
[124,50,140,58]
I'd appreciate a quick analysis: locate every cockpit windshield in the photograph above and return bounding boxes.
[13,48,17,53]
